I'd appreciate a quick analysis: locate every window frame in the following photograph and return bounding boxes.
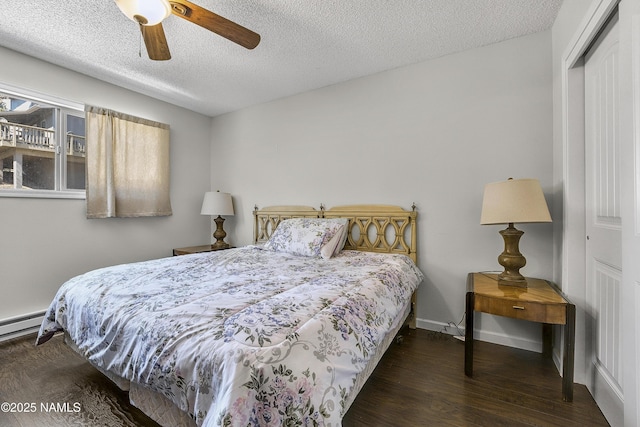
[0,83,85,200]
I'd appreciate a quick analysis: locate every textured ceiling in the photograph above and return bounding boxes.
[0,0,563,117]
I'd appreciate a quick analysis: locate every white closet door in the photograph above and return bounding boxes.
[584,13,623,427]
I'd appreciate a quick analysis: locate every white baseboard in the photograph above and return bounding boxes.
[0,311,45,343]
[416,317,542,353]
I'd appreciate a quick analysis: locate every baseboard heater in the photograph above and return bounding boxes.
[0,311,46,342]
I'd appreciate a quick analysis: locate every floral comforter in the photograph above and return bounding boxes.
[36,247,423,426]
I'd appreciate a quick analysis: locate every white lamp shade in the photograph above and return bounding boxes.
[480,178,551,225]
[114,0,172,26]
[201,192,234,216]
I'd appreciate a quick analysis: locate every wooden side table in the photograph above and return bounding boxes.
[172,244,233,256]
[464,272,576,402]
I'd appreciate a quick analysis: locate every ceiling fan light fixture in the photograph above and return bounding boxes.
[115,0,172,26]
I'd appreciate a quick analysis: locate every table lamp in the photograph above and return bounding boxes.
[201,191,234,249]
[480,178,552,286]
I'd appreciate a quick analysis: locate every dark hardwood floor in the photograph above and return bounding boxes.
[343,329,608,426]
[0,328,608,426]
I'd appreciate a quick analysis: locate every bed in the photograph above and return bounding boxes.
[36,204,423,426]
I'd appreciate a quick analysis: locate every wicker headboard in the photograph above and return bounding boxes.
[253,204,417,263]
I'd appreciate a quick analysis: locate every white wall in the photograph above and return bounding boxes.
[210,31,554,351]
[0,46,212,321]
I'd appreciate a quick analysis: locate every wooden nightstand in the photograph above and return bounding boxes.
[464,272,576,402]
[172,244,233,256]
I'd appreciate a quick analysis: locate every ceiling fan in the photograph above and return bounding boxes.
[114,0,260,61]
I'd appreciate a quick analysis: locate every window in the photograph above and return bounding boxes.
[0,84,85,198]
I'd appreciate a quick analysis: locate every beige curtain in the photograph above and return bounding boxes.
[85,106,172,218]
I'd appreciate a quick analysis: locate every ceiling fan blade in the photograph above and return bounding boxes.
[169,0,260,50]
[141,23,171,60]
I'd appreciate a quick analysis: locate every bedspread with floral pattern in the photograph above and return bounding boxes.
[36,247,423,426]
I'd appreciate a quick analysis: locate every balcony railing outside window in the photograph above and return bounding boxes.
[0,121,57,152]
[67,132,87,156]
[0,89,85,195]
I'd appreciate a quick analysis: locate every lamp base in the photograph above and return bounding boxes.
[212,215,230,250]
[497,223,528,287]
[211,241,230,250]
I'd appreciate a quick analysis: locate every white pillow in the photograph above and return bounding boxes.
[325,220,349,257]
[263,218,348,259]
